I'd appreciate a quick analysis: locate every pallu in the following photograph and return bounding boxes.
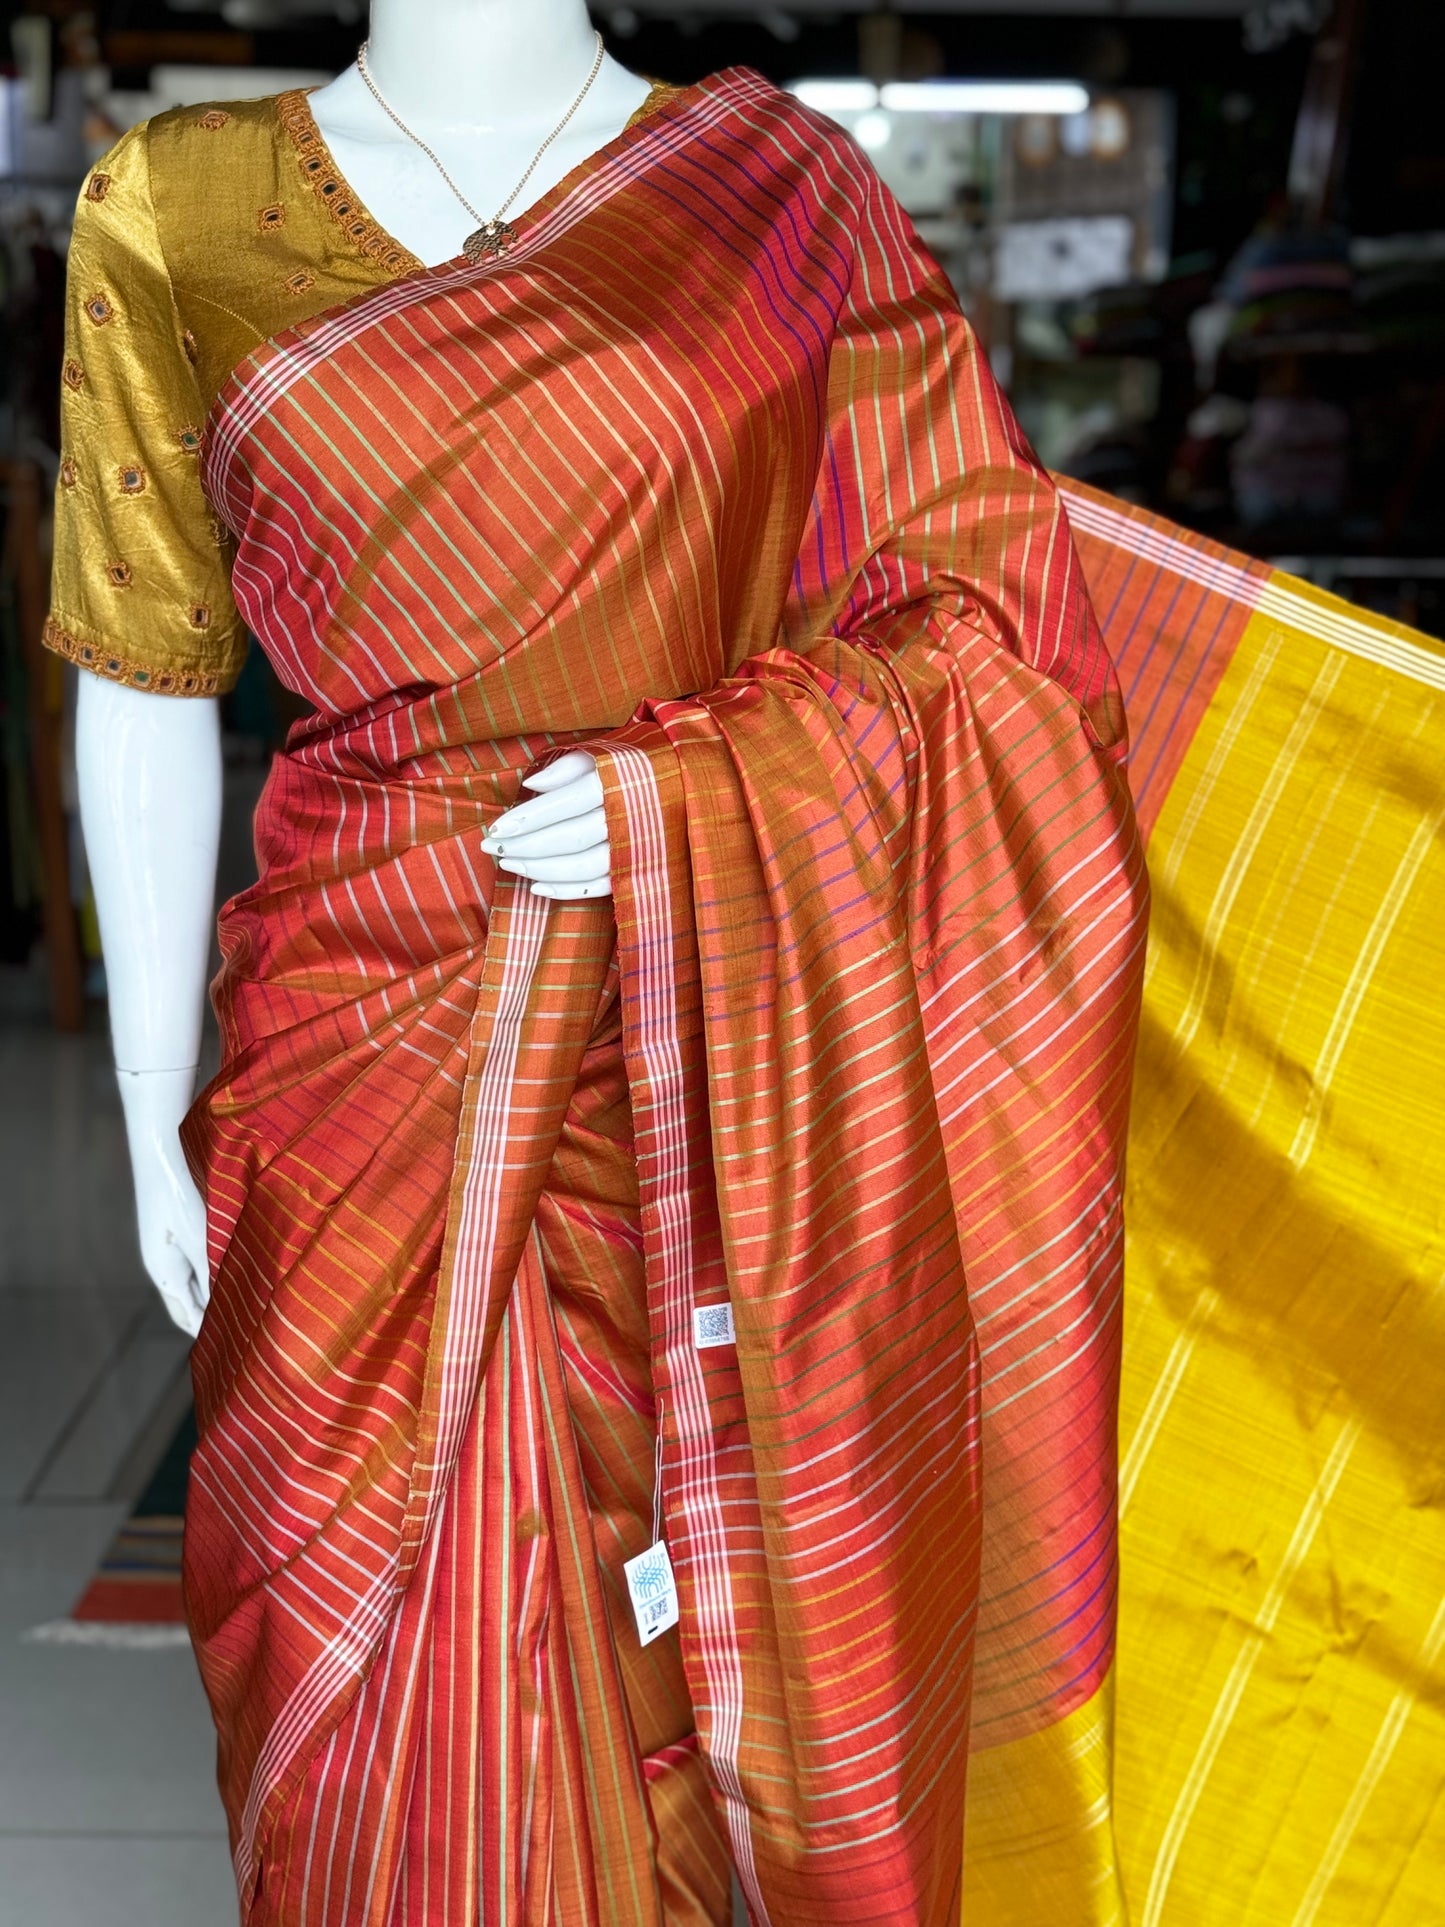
[1056,489,1445,1927]
[179,71,1146,1927]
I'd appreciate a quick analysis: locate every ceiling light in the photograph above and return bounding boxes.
[880,81,1090,116]
[791,79,880,113]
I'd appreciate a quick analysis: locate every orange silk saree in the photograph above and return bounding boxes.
[185,69,1146,1925]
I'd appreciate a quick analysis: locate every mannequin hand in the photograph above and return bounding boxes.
[481,749,611,901]
[116,1067,210,1338]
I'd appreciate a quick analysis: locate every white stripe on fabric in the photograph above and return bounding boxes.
[605,743,772,1926]
[1059,484,1445,691]
[1139,1418,1363,1927]
[1059,485,1268,606]
[1255,579,1445,690]
[432,885,549,1484]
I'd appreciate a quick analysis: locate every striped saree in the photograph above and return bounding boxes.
[182,71,1145,1927]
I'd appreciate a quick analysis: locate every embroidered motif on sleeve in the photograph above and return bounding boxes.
[42,619,228,697]
[46,116,252,701]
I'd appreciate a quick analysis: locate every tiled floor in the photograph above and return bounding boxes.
[0,999,235,1926]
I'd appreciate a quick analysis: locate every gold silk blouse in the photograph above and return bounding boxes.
[45,82,676,696]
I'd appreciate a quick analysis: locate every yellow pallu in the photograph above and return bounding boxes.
[973,485,1444,1926]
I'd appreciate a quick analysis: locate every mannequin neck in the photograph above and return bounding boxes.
[364,0,600,127]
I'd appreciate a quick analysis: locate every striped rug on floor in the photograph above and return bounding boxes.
[28,1407,194,1648]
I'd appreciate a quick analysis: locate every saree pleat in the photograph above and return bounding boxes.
[596,619,1141,1920]
[576,153,1144,1910]
[202,887,728,1925]
[183,68,1145,1922]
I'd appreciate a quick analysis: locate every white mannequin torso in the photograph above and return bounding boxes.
[80,0,624,1332]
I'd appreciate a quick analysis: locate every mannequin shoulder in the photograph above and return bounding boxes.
[78,91,383,402]
[119,92,347,303]
[78,95,300,270]
[718,74,902,217]
[80,95,293,233]
[685,69,871,180]
[139,93,299,209]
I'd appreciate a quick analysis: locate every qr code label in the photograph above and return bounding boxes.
[693,1303,736,1349]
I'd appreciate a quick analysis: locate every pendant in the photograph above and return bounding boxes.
[463,218,519,263]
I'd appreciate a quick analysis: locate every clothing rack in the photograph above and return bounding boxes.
[1,457,84,1030]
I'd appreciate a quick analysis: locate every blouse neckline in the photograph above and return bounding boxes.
[274,75,688,284]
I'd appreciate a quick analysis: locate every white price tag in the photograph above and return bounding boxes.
[693,1302,736,1349]
[624,1540,679,1646]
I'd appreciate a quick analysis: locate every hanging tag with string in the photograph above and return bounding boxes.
[623,1397,679,1646]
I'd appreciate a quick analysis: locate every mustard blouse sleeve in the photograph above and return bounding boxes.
[45,121,247,696]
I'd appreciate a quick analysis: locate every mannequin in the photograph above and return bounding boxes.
[78,0,630,1338]
[55,25,1150,1911]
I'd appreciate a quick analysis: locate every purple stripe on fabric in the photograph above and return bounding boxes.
[1127,587,1242,814]
[968,1576,1119,1738]
[1116,565,1192,706]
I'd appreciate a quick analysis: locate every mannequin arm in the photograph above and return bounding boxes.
[482,749,610,899]
[76,675,222,1335]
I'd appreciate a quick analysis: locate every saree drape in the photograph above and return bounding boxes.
[182,68,1145,1926]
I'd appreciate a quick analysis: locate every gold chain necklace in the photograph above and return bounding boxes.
[354,32,605,262]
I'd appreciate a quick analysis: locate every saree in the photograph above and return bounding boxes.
[178,68,1145,1927]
